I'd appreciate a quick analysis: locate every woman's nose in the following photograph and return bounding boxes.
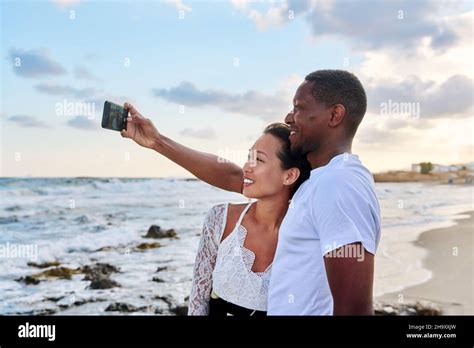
[243,160,254,172]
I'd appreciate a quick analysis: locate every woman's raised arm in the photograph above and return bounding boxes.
[121,103,243,193]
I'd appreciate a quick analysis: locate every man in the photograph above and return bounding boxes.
[121,69,381,315]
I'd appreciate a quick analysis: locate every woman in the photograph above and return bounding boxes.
[188,123,310,316]
[120,103,311,316]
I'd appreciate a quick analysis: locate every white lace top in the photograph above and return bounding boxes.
[188,202,272,315]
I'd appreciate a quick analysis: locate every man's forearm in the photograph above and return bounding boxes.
[152,134,243,193]
[333,300,374,315]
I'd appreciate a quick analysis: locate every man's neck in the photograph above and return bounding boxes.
[306,139,352,169]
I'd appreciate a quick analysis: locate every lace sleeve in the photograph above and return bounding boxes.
[188,204,228,315]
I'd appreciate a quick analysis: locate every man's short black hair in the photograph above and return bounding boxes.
[305,69,367,137]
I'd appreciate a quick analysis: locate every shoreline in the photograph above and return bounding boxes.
[376,211,473,314]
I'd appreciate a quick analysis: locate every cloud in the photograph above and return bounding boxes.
[164,0,192,13]
[152,81,290,121]
[231,0,292,30]
[366,74,474,119]
[358,11,473,83]
[305,0,460,51]
[7,48,66,78]
[50,0,80,7]
[179,127,216,139]
[74,66,101,81]
[7,115,48,128]
[35,83,98,98]
[66,116,98,130]
[232,0,462,51]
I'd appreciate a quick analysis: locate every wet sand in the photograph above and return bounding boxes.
[376,212,473,314]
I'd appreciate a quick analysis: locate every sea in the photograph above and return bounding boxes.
[0,177,472,315]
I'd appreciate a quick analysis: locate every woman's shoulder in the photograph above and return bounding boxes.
[221,203,250,242]
[225,203,248,222]
[204,203,249,243]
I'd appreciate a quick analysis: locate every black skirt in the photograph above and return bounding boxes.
[208,297,267,317]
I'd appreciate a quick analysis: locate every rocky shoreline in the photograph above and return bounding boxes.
[12,223,446,316]
[13,224,189,315]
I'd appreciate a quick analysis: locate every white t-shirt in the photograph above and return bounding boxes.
[267,153,381,315]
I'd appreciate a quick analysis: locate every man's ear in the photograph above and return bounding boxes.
[328,104,346,127]
[283,167,300,186]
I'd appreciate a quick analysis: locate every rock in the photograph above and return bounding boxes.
[94,246,115,252]
[17,267,82,284]
[5,205,21,212]
[154,296,173,306]
[16,267,81,285]
[155,266,168,273]
[74,215,90,224]
[143,225,177,239]
[45,296,64,302]
[382,306,396,315]
[0,216,19,224]
[58,297,107,310]
[152,277,165,283]
[37,267,82,280]
[135,242,162,251]
[16,275,41,285]
[82,263,120,280]
[105,303,139,313]
[170,305,188,316]
[27,261,61,268]
[36,308,57,316]
[82,263,121,290]
[414,301,441,315]
[88,275,121,290]
[374,301,442,316]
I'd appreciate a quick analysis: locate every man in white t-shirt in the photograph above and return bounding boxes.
[267,70,381,315]
[121,69,381,315]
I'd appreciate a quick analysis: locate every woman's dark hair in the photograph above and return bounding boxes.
[263,123,312,196]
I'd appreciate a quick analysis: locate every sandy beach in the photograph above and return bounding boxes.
[376,211,473,315]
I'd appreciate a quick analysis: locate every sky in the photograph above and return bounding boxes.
[1,0,473,177]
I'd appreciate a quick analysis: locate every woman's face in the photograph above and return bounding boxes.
[242,133,296,199]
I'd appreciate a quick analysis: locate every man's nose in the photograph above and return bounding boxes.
[285,111,294,125]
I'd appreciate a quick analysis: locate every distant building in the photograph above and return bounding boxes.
[411,163,421,172]
[411,163,470,173]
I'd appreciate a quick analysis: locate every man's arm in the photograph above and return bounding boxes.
[121,103,243,193]
[324,243,374,315]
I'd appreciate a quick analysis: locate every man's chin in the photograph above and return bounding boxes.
[290,143,304,157]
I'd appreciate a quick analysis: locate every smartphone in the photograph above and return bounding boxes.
[102,101,128,131]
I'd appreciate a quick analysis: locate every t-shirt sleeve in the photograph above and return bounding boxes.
[311,170,379,257]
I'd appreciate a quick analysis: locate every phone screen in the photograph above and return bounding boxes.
[102,101,128,131]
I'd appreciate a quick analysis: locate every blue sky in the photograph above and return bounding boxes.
[1,0,472,177]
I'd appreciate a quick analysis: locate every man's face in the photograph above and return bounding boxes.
[284,80,330,156]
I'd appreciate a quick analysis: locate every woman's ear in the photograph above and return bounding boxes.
[283,167,300,186]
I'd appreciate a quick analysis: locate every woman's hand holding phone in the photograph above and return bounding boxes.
[120,103,160,149]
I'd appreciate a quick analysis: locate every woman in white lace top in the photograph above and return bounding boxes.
[188,123,311,316]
